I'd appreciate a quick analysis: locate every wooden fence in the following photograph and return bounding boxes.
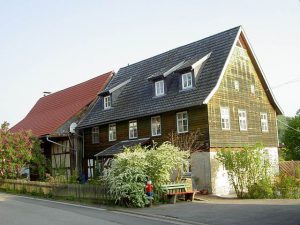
[0,179,114,204]
[279,161,300,177]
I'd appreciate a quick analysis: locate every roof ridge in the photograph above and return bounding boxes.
[118,26,241,71]
[40,71,113,100]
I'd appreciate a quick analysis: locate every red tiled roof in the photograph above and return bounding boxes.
[10,71,113,137]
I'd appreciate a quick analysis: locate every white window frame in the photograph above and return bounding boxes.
[104,95,111,109]
[250,84,255,94]
[108,123,116,141]
[151,116,161,136]
[182,72,193,90]
[260,113,269,132]
[91,127,99,144]
[155,80,164,96]
[220,107,230,130]
[176,111,188,133]
[129,120,138,139]
[234,80,239,91]
[87,159,94,178]
[238,109,247,131]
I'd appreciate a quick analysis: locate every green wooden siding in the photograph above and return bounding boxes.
[208,46,278,148]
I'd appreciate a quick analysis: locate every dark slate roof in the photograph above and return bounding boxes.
[95,138,151,157]
[78,27,241,128]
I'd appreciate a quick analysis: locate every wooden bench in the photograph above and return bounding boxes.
[161,183,196,204]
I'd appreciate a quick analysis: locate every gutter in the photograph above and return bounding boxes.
[46,136,76,153]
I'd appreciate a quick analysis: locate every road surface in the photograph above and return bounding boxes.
[0,193,194,225]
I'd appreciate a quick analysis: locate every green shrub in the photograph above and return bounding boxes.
[275,174,300,199]
[216,143,271,198]
[247,178,274,199]
[106,142,189,207]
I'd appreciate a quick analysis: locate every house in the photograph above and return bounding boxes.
[77,26,282,195]
[10,71,113,179]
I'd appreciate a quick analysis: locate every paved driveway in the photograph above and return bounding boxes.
[127,197,300,225]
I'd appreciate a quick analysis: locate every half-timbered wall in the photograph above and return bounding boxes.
[51,139,71,176]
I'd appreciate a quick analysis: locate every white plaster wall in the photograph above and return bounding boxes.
[191,152,211,191]
[264,147,279,176]
[209,147,279,196]
[210,152,235,196]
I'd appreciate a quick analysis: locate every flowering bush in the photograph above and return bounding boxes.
[106,142,189,207]
[0,122,39,179]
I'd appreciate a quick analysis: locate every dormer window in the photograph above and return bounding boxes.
[182,72,193,90]
[155,80,164,96]
[104,95,111,109]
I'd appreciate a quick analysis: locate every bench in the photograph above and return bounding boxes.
[161,183,196,204]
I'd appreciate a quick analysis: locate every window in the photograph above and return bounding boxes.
[155,80,164,96]
[177,111,188,133]
[92,127,99,144]
[151,116,161,136]
[87,159,94,178]
[129,120,138,139]
[182,72,193,90]
[104,95,111,109]
[238,110,247,131]
[250,84,255,94]
[220,107,230,130]
[260,113,269,132]
[234,80,239,90]
[108,123,116,141]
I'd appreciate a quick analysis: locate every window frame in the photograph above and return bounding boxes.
[176,111,188,134]
[129,120,138,139]
[181,72,193,90]
[220,107,230,130]
[91,127,99,144]
[87,158,94,178]
[155,80,165,97]
[260,112,269,132]
[238,109,247,131]
[108,123,117,142]
[151,116,161,136]
[250,84,255,94]
[234,80,239,91]
[104,95,111,109]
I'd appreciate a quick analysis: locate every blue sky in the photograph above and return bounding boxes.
[0,0,299,126]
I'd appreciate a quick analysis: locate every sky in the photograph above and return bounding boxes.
[0,0,299,127]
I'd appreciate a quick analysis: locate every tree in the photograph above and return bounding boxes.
[0,122,38,179]
[282,116,300,160]
[216,144,271,198]
[168,129,204,153]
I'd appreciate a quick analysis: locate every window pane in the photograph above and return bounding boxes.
[177,112,188,133]
[109,124,116,141]
[129,121,138,138]
[220,107,230,130]
[92,127,99,144]
[151,116,161,136]
[238,110,247,131]
[182,73,193,89]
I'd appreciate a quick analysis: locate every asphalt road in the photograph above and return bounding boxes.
[130,198,300,225]
[1,193,300,225]
[0,193,193,225]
